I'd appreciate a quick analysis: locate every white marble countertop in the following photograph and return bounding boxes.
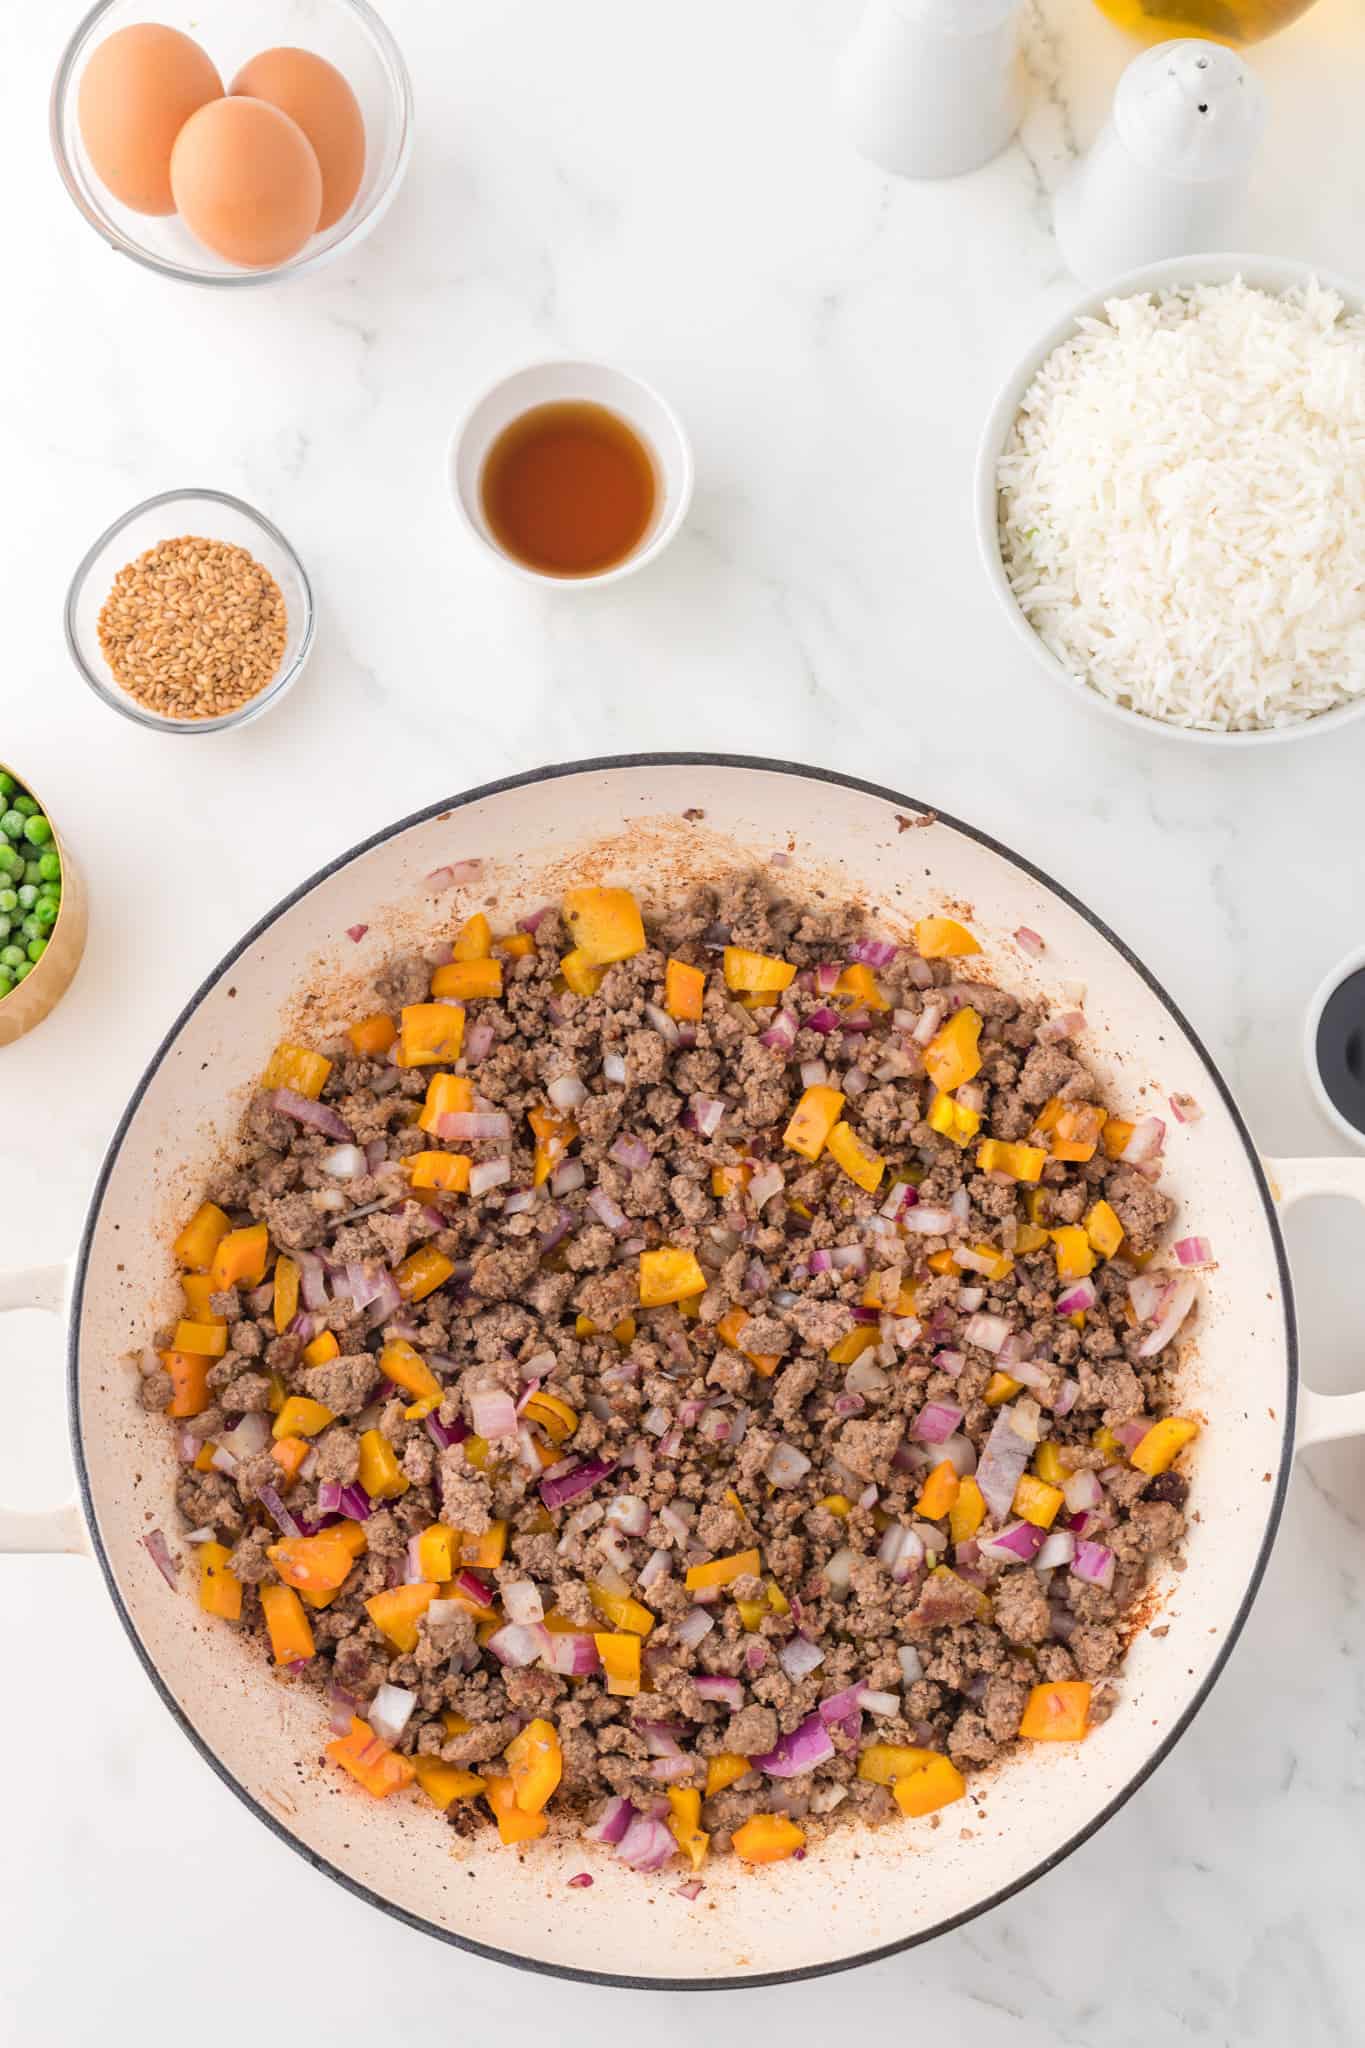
[5,0,1365,2039]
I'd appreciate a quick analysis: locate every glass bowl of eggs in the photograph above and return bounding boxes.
[50,0,413,286]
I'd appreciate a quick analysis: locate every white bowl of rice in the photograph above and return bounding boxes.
[975,254,1365,745]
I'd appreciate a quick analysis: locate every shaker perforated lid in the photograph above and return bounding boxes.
[1114,38,1265,183]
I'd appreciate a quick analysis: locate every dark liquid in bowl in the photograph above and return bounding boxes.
[1317,968,1365,1135]
[480,401,658,578]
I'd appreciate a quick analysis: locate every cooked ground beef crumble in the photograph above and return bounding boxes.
[146,877,1201,1872]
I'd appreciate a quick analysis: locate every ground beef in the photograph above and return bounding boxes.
[145,876,1199,1870]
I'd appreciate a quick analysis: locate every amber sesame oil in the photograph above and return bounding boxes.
[1091,0,1319,42]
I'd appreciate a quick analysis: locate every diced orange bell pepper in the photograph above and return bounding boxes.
[179,1273,224,1324]
[192,1443,216,1472]
[259,1582,315,1664]
[927,1250,961,1277]
[859,1741,941,1785]
[892,1753,967,1818]
[198,1541,242,1621]
[976,1138,1048,1183]
[562,886,646,965]
[967,1243,1014,1283]
[400,1003,465,1067]
[715,1307,780,1376]
[593,1632,640,1696]
[560,949,603,997]
[923,1008,983,1095]
[268,1524,366,1597]
[639,1246,706,1307]
[432,958,503,1001]
[262,1042,332,1100]
[507,1717,563,1813]
[1019,1681,1091,1742]
[928,1090,980,1148]
[685,1547,760,1594]
[1032,1440,1067,1487]
[347,1011,397,1058]
[665,957,706,1021]
[712,1162,751,1199]
[172,1319,228,1358]
[1052,1103,1104,1164]
[442,1709,473,1736]
[173,1201,231,1272]
[458,1522,508,1568]
[304,1329,340,1367]
[668,1786,710,1870]
[784,1083,845,1161]
[827,1120,885,1192]
[327,1716,416,1799]
[827,1326,879,1366]
[379,1339,444,1407]
[271,1434,310,1485]
[1051,1227,1096,1281]
[413,1756,486,1809]
[415,1524,456,1581]
[366,1582,439,1654]
[722,946,796,995]
[523,1390,578,1444]
[408,1151,471,1193]
[1013,1474,1065,1528]
[462,1434,489,1471]
[272,1395,334,1441]
[484,1773,549,1845]
[1130,1416,1200,1476]
[916,1461,960,1521]
[209,1222,269,1293]
[705,1753,751,1798]
[272,1255,300,1336]
[1084,1200,1124,1260]
[835,962,890,1011]
[984,1370,1022,1405]
[1102,1117,1135,1161]
[529,1104,578,1187]
[453,912,493,961]
[499,930,536,958]
[358,1428,408,1502]
[419,1072,473,1135]
[163,1349,211,1418]
[394,1245,456,1303]
[914,917,980,959]
[732,1814,805,1864]
[948,1474,986,1544]
[589,1583,655,1634]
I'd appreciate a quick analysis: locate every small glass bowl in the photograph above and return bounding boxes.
[51,0,413,288]
[65,488,315,735]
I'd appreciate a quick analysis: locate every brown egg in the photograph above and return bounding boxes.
[170,97,323,269]
[230,48,366,232]
[77,23,222,216]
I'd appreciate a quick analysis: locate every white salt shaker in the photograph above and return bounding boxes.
[1054,40,1266,287]
[836,0,1023,182]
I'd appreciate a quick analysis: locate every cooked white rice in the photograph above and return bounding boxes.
[997,278,1365,733]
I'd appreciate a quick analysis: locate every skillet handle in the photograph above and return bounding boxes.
[1267,1157,1365,1452]
[0,1261,86,1555]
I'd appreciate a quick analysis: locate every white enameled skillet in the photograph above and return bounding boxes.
[4,755,1363,1988]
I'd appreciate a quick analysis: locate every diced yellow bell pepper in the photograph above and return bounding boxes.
[1013,1473,1065,1528]
[1019,1681,1091,1741]
[828,1325,879,1366]
[452,912,492,961]
[408,1151,472,1193]
[484,1773,548,1844]
[304,1329,340,1367]
[358,1428,408,1502]
[612,1315,636,1346]
[835,962,890,1011]
[179,1273,224,1325]
[498,931,536,959]
[1130,1416,1200,1476]
[1032,1440,1067,1488]
[198,1541,242,1621]
[827,1120,885,1193]
[173,1201,230,1272]
[712,1162,751,1199]
[784,1083,845,1161]
[271,1435,310,1486]
[705,1753,751,1798]
[413,1756,486,1809]
[395,1245,456,1303]
[529,1104,578,1187]
[927,1090,980,1148]
[665,958,706,1021]
[365,1582,438,1654]
[268,1523,365,1597]
[1102,1117,1134,1161]
[892,1752,967,1818]
[715,1306,781,1376]
[379,1339,444,1407]
[916,1461,960,1521]
[976,1138,1048,1183]
[462,1434,489,1471]
[983,1370,1021,1406]
[523,1390,578,1444]
[209,1222,269,1292]
[594,1632,641,1696]
[948,1475,986,1544]
[507,1717,563,1814]
[766,1579,789,1616]
[432,957,503,1001]
[262,1042,331,1100]
[639,1246,706,1307]
[272,1395,334,1441]
[562,886,646,965]
[259,1581,315,1664]
[927,1250,961,1277]
[1015,1222,1050,1255]
[1051,1227,1096,1281]
[267,1255,298,1337]
[347,1012,397,1058]
[414,1524,456,1581]
[560,948,603,997]
[172,1319,227,1358]
[1085,1200,1124,1260]
[732,1814,805,1864]
[442,1710,473,1737]
[667,1786,710,1870]
[818,1493,853,1519]
[589,1582,655,1634]
[327,1717,416,1799]
[418,1071,473,1135]
[400,1003,465,1067]
[458,1522,507,1568]
[923,1008,983,1095]
[685,1547,760,1594]
[968,1242,1014,1283]
[735,1597,765,1632]
[1052,1103,1104,1164]
[723,946,796,994]
[914,917,980,959]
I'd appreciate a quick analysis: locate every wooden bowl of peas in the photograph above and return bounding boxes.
[0,761,87,1047]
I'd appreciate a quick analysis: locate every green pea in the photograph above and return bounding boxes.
[13,960,31,982]
[0,890,15,914]
[23,814,51,846]
[1,811,24,841]
[0,970,12,999]
[35,900,57,929]
[0,917,9,941]
[17,884,35,910]
[0,943,22,969]
[38,852,60,882]
[20,916,39,942]
[0,772,13,799]
[23,860,42,883]
[26,937,45,963]
[0,847,16,874]
[12,794,36,817]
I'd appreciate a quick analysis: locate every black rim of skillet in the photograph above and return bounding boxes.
[68,751,1297,1992]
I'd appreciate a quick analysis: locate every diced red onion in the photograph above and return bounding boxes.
[816,1685,863,1730]
[321,1143,365,1180]
[471,1387,518,1440]
[502,1580,545,1626]
[548,1073,587,1113]
[912,1001,945,1046]
[1173,1235,1212,1267]
[586,1184,630,1235]
[1013,926,1045,957]
[602,1052,628,1085]
[540,1455,615,1510]
[675,1607,714,1650]
[956,1285,986,1313]
[800,1059,829,1089]
[547,1157,584,1198]
[686,1095,726,1139]
[368,1683,416,1745]
[778,1636,825,1681]
[219,1412,272,1462]
[814,962,841,995]
[956,1245,999,1278]
[1113,1418,1150,1453]
[257,1484,302,1539]
[694,1674,746,1709]
[764,1441,811,1489]
[1071,1539,1115,1590]
[643,1003,680,1047]
[823,1546,855,1596]
[1121,1115,1166,1165]
[1036,1530,1076,1571]
[488,1622,549,1668]
[463,1021,495,1065]
[182,1522,215,1543]
[830,1244,867,1273]
[912,1400,964,1444]
[1052,1377,1079,1418]
[1169,1092,1203,1125]
[586,1796,634,1846]
[806,1005,839,1034]
[878,1522,924,1582]
[848,938,897,968]
[610,1133,652,1171]
[901,1205,956,1235]
[434,1111,511,1142]
[142,1529,179,1587]
[267,1089,354,1142]
[978,1519,1046,1565]
[568,1872,594,1889]
[977,1406,1033,1520]
[897,1644,923,1686]
[1060,1471,1100,1518]
[616,1814,678,1871]
[939,1432,977,1478]
[856,1687,900,1717]
[1037,1009,1087,1043]
[1136,1275,1198,1358]
[469,1158,512,1197]
[425,1411,467,1452]
[934,1348,966,1379]
[754,1712,835,1778]
[502,1187,539,1217]
[749,1165,784,1210]
[760,1010,798,1052]
[963,1312,1011,1354]
[1128,1271,1167,1321]
[1056,1277,1097,1314]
